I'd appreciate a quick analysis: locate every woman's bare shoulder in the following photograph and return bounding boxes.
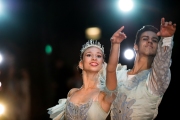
[67,88,79,97]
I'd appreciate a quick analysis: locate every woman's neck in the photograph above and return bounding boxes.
[81,72,99,90]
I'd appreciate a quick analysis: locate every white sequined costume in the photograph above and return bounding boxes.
[111,36,174,120]
[47,36,173,120]
[47,63,122,120]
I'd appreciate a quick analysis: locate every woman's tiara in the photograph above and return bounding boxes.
[80,39,104,53]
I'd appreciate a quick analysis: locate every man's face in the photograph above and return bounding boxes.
[135,31,159,56]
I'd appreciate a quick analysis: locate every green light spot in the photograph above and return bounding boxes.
[45,45,52,54]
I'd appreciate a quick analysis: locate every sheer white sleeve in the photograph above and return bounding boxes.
[162,36,174,47]
[147,36,174,96]
[47,98,66,120]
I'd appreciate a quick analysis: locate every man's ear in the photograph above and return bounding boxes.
[134,44,138,51]
[78,60,83,70]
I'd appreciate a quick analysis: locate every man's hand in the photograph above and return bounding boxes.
[110,26,127,44]
[157,17,176,37]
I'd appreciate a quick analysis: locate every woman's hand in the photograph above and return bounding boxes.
[110,26,127,44]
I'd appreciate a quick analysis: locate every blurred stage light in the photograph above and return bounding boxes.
[0,104,5,115]
[0,1,5,15]
[0,2,3,14]
[0,53,3,64]
[124,49,134,60]
[45,44,52,55]
[85,27,101,40]
[118,0,134,12]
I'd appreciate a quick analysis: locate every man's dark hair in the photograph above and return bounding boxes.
[134,25,160,45]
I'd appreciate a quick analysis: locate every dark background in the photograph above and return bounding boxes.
[0,0,179,120]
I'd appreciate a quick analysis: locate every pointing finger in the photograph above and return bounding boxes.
[115,26,125,34]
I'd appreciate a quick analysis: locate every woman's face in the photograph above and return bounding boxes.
[80,47,104,73]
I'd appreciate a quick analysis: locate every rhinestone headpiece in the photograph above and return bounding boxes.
[80,39,104,53]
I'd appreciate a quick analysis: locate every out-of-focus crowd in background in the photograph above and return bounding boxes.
[0,41,83,120]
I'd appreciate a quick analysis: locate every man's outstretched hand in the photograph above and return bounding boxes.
[157,17,176,37]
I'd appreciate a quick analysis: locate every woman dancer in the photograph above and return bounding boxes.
[48,26,127,120]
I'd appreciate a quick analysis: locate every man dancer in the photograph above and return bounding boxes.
[110,17,176,120]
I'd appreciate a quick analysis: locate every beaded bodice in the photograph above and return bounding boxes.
[65,98,93,120]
